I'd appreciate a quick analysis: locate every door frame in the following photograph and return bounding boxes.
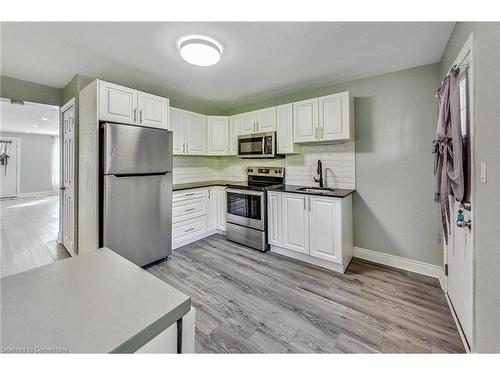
[58,97,78,255]
[442,32,476,353]
[0,136,21,198]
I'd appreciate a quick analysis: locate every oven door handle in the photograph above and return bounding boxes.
[225,188,265,197]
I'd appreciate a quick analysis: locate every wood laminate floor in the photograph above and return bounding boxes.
[1,196,70,277]
[148,234,465,353]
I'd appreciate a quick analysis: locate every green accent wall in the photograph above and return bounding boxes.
[0,75,63,106]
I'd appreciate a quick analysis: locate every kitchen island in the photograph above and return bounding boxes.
[1,248,194,353]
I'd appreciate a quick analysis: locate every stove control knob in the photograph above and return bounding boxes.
[248,169,253,173]
[275,169,279,173]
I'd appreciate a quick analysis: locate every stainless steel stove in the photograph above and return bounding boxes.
[225,166,285,252]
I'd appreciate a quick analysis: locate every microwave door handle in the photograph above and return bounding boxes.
[262,137,266,155]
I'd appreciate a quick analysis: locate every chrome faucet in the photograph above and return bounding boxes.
[313,160,324,188]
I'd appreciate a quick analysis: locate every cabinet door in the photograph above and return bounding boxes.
[267,191,282,247]
[186,112,206,155]
[293,98,318,142]
[170,108,186,155]
[217,188,227,231]
[99,80,137,124]
[319,92,349,141]
[276,103,295,154]
[256,107,276,132]
[228,115,239,155]
[309,196,341,263]
[239,111,256,135]
[282,193,309,254]
[138,91,168,129]
[207,116,229,155]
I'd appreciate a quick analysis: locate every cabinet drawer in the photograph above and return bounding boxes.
[173,188,208,203]
[173,216,207,241]
[172,198,207,223]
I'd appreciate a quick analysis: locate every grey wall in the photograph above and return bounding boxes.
[0,76,63,106]
[0,131,57,194]
[441,22,500,353]
[228,64,442,266]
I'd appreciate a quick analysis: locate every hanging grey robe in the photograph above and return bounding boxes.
[434,67,465,244]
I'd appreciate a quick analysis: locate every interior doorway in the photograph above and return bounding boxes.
[0,98,69,277]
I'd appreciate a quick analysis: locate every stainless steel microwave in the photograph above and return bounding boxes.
[237,132,276,158]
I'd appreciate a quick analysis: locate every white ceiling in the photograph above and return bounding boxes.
[1,22,455,113]
[0,99,59,135]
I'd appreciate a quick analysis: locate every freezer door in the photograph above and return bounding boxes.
[103,173,172,266]
[103,123,173,175]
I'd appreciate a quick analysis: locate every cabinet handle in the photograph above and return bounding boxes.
[139,109,143,124]
[303,197,306,210]
[185,208,195,212]
[184,193,195,197]
[134,108,137,123]
[185,227,195,233]
[308,197,311,211]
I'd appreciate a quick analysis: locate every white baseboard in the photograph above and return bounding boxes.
[18,190,58,198]
[353,246,444,287]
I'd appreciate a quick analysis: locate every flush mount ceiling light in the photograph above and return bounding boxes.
[178,35,222,67]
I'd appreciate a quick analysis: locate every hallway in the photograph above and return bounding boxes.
[1,195,69,277]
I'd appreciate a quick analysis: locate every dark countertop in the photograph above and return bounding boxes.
[173,180,245,191]
[1,248,191,353]
[268,185,355,198]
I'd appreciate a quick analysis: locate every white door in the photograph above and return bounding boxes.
[137,91,168,129]
[186,112,206,155]
[293,98,318,142]
[309,196,341,263]
[319,93,346,141]
[256,107,276,132]
[282,193,309,254]
[99,80,137,124]
[276,103,293,154]
[0,138,18,198]
[267,191,282,247]
[170,108,186,154]
[61,100,76,255]
[447,40,474,346]
[207,116,229,155]
[228,115,239,155]
[239,111,256,135]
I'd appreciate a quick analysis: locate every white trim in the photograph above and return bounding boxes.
[18,190,58,198]
[353,246,443,281]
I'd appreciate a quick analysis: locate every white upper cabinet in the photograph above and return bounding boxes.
[282,193,309,255]
[308,196,341,263]
[137,91,169,129]
[98,80,169,129]
[239,111,256,135]
[256,107,276,132]
[186,112,206,155]
[294,91,353,143]
[293,98,319,143]
[319,92,352,141]
[228,115,239,155]
[99,81,137,124]
[276,103,302,154]
[170,107,187,155]
[207,116,229,155]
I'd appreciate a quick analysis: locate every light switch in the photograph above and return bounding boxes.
[480,162,487,183]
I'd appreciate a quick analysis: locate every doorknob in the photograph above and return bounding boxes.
[457,219,472,230]
[60,186,66,190]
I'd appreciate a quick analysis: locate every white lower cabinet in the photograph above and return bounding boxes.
[172,186,227,249]
[267,191,353,273]
[282,193,309,255]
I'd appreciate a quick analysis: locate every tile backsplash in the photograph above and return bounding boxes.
[173,141,355,189]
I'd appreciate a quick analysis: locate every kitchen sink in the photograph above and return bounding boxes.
[297,187,335,194]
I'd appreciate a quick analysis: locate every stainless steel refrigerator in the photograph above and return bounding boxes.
[101,123,173,267]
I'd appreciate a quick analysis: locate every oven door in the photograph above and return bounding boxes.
[226,188,265,231]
